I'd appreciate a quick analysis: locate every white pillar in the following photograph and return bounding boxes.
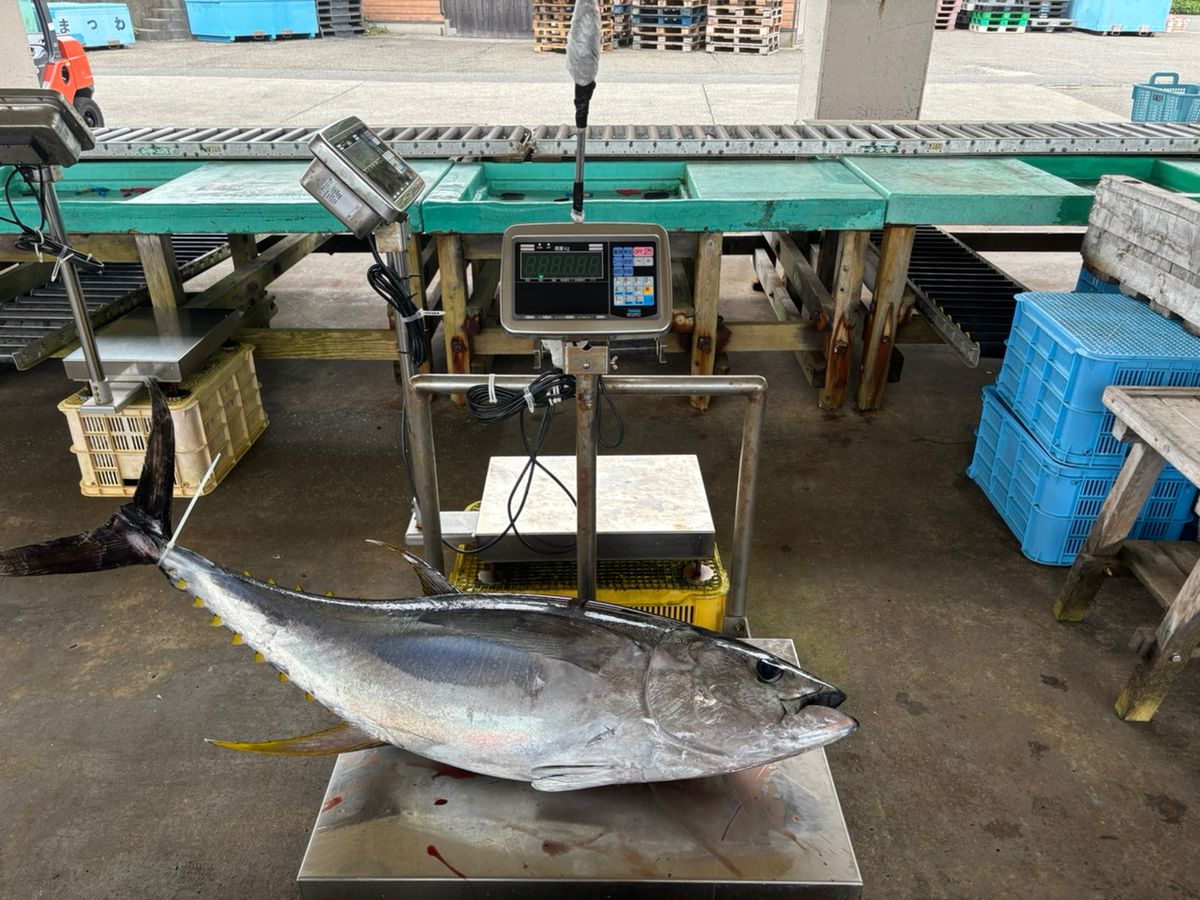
[1,3,40,87]
[798,0,935,120]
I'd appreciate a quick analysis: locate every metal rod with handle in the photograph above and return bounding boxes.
[36,168,113,405]
[575,373,599,601]
[388,218,446,575]
[406,373,766,636]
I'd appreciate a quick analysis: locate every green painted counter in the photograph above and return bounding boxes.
[419,160,886,233]
[842,157,1096,225]
[0,160,453,234]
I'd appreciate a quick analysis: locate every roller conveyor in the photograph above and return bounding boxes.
[0,235,230,370]
[871,226,1026,366]
[81,120,1200,160]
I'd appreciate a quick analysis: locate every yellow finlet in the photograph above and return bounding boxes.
[231,634,244,646]
[325,591,334,598]
[278,672,289,684]
[267,577,276,586]
[243,570,252,578]
[209,615,223,627]
[294,584,303,592]
[305,692,315,702]
[192,597,205,608]
[176,578,188,590]
[254,652,265,664]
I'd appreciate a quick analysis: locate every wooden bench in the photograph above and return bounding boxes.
[1053,386,1200,722]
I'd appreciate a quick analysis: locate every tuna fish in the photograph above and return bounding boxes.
[0,383,856,790]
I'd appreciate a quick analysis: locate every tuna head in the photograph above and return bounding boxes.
[645,629,857,771]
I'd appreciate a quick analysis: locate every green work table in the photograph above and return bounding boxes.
[841,157,1095,225]
[0,160,453,235]
[420,160,886,233]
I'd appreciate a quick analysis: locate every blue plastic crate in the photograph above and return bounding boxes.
[1074,267,1122,295]
[185,0,318,41]
[46,2,135,48]
[995,292,1200,466]
[1131,72,1200,124]
[968,387,1196,566]
[1068,0,1170,33]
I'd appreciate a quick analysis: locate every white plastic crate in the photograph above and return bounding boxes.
[58,344,268,498]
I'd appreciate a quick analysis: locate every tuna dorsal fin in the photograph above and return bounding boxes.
[205,722,385,756]
[365,540,459,595]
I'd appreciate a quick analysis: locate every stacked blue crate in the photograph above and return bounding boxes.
[185,0,319,41]
[47,3,136,48]
[968,291,1200,565]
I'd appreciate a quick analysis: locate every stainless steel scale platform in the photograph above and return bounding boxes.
[297,639,862,899]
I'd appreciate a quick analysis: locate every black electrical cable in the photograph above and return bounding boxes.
[2,166,104,274]
[596,375,624,450]
[367,230,429,368]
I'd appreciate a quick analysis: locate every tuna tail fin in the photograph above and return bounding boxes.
[0,381,175,577]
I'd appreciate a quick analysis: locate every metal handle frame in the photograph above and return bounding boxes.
[404,372,766,637]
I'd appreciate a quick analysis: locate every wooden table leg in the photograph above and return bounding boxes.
[1115,562,1200,721]
[690,231,723,412]
[856,225,915,411]
[406,233,432,375]
[134,233,185,310]
[436,235,470,405]
[1052,441,1167,621]
[228,234,259,267]
[822,230,868,410]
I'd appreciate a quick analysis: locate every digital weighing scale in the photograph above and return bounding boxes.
[296,111,862,897]
[0,89,254,412]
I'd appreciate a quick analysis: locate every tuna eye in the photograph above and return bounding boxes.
[756,659,783,684]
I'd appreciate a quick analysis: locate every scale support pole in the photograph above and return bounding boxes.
[575,372,599,601]
[388,217,445,573]
[36,169,113,406]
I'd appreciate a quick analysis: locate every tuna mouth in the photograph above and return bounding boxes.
[780,687,847,719]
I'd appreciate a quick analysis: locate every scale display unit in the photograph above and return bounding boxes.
[294,119,861,898]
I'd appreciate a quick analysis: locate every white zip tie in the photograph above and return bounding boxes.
[50,247,73,283]
[400,309,445,325]
[161,452,222,560]
[488,373,498,404]
[523,387,536,413]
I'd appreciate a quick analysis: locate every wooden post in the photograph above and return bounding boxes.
[815,230,840,291]
[1114,562,1200,721]
[822,230,868,410]
[856,225,915,411]
[1052,440,1167,621]
[228,234,259,268]
[690,231,723,412]
[134,234,185,310]
[406,233,432,375]
[437,235,470,405]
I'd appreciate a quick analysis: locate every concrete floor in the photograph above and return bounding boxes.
[84,27,1200,125]
[2,250,1199,898]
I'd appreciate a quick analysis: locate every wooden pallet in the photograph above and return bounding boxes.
[706,38,779,53]
[1027,17,1075,31]
[968,22,1027,32]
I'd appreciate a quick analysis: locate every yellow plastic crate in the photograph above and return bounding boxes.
[450,549,728,631]
[58,344,268,499]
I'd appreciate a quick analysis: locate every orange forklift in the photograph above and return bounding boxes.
[21,0,105,127]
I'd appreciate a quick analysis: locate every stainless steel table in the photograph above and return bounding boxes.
[297,639,861,898]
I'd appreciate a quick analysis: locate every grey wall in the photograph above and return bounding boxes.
[1,2,39,87]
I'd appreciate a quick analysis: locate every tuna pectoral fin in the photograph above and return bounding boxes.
[206,722,386,756]
[530,763,619,792]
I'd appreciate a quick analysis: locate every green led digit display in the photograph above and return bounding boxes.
[521,251,603,280]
